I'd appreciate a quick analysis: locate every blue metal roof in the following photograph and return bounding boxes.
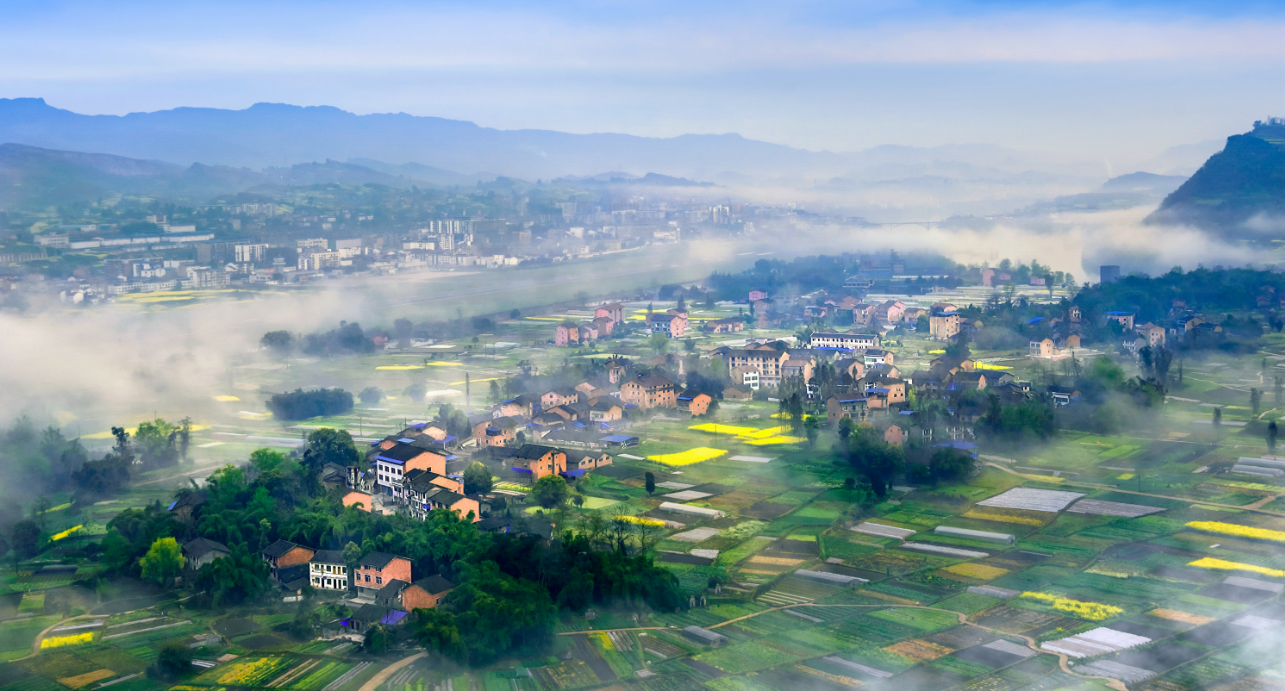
[1025,316,1043,324]
[935,441,978,450]
[398,437,415,443]
[561,469,587,478]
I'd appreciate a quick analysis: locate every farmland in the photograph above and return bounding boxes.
[14,281,1285,691]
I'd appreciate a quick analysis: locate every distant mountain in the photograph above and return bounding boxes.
[346,158,482,187]
[1139,140,1225,177]
[551,171,715,187]
[0,98,1104,182]
[1147,122,1285,233]
[1101,171,1187,194]
[0,143,421,209]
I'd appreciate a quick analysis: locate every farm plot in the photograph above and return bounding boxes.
[976,488,1084,513]
[1067,499,1165,517]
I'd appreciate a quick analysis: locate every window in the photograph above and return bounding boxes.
[376,576,382,584]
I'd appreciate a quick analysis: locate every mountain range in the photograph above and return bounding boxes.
[0,98,1164,183]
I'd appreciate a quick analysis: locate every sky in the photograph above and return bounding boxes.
[1,0,1283,165]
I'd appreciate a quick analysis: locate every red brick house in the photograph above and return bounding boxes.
[677,391,713,416]
[620,375,677,410]
[472,416,520,447]
[398,575,455,611]
[595,303,625,324]
[342,490,373,512]
[354,552,413,598]
[567,449,613,471]
[541,388,579,409]
[510,445,567,479]
[555,322,581,346]
[647,312,687,338]
[261,540,315,581]
[705,318,744,334]
[592,316,615,336]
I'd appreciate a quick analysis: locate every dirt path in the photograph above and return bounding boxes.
[26,614,104,658]
[356,652,425,691]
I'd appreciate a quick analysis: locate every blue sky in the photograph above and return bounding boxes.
[1,0,1282,164]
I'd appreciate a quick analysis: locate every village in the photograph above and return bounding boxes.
[6,257,1285,691]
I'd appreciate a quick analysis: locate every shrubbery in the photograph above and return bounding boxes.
[267,389,353,420]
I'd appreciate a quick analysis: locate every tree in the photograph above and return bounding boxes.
[463,462,493,495]
[644,471,655,497]
[139,537,187,587]
[304,428,359,470]
[510,309,521,319]
[151,644,195,680]
[1252,388,1264,417]
[342,541,363,588]
[359,387,384,405]
[394,318,413,349]
[267,389,354,420]
[1213,407,1223,443]
[413,608,465,662]
[364,624,391,654]
[804,416,820,448]
[532,475,570,509]
[404,381,428,403]
[32,496,51,532]
[648,333,670,354]
[489,380,501,404]
[177,417,192,463]
[1276,376,1284,406]
[1270,420,1279,453]
[11,520,40,558]
[260,330,293,354]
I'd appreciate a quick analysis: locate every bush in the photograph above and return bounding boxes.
[359,387,383,405]
[267,389,354,420]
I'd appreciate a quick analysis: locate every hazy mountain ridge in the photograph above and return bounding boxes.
[1147,123,1285,234]
[0,143,431,209]
[0,98,1125,182]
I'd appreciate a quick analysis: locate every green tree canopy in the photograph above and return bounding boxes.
[139,537,186,586]
[531,475,570,509]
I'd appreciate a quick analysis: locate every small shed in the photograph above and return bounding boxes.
[934,526,1015,544]
[682,626,729,648]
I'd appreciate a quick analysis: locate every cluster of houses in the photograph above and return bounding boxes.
[177,536,457,635]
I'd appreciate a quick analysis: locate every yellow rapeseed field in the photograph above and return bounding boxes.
[647,447,727,466]
[746,436,806,446]
[616,515,665,527]
[1020,592,1122,621]
[51,525,83,542]
[41,632,94,649]
[689,423,760,436]
[961,510,1044,526]
[213,395,240,402]
[1186,521,1285,543]
[1188,557,1285,578]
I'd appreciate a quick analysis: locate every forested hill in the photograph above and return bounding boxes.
[1147,121,1285,234]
